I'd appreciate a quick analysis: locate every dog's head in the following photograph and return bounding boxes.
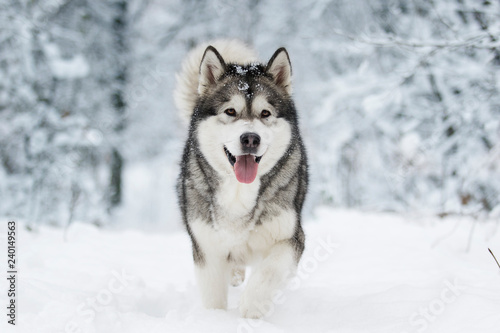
[193,46,297,184]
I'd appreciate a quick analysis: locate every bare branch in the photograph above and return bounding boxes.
[489,248,500,271]
[330,28,500,50]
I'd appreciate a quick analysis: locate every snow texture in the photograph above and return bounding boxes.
[1,208,499,333]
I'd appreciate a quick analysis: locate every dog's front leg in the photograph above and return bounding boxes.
[239,241,296,318]
[195,256,230,310]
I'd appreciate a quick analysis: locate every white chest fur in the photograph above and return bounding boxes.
[191,174,296,264]
[214,176,260,226]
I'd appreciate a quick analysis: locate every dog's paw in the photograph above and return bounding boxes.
[239,305,265,319]
[231,267,246,287]
[239,291,273,319]
[239,300,265,319]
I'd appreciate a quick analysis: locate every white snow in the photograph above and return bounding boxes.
[399,132,422,160]
[2,209,499,333]
[238,81,250,91]
[45,43,90,79]
[50,55,90,79]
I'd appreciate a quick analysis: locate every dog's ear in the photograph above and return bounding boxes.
[266,47,292,95]
[198,46,226,95]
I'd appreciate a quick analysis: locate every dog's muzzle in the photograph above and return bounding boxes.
[224,134,263,184]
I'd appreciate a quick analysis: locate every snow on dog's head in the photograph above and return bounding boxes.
[194,46,296,184]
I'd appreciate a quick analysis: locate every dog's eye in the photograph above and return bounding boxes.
[224,108,236,117]
[261,110,271,118]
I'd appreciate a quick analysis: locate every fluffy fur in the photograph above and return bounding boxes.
[175,40,308,318]
[174,39,258,124]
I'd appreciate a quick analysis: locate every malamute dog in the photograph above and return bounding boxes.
[175,40,308,318]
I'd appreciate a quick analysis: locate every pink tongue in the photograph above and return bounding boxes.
[234,155,259,184]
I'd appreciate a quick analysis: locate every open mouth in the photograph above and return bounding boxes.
[224,146,262,184]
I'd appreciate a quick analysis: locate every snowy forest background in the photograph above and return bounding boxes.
[1,0,499,228]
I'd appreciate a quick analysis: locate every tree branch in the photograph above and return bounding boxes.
[330,28,500,50]
[489,248,500,271]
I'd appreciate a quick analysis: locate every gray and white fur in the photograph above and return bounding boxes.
[175,40,308,318]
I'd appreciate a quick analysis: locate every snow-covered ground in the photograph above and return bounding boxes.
[2,208,500,333]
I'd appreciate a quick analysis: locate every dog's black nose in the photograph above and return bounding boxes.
[240,132,260,149]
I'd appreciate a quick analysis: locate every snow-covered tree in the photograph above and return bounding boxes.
[1,0,498,226]
[0,0,132,226]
